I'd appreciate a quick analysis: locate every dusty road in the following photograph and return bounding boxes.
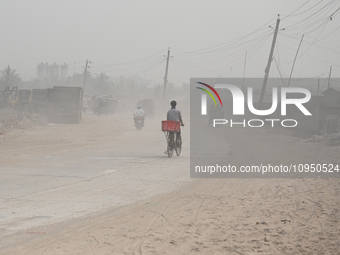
[0,112,339,254]
[0,113,190,249]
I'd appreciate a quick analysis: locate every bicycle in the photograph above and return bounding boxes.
[162,121,183,158]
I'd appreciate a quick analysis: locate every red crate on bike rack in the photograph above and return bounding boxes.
[162,121,180,132]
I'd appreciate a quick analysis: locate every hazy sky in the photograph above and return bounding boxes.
[1,0,339,84]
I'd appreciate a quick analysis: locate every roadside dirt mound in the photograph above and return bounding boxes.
[0,108,46,131]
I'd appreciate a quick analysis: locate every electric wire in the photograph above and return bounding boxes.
[272,57,287,87]
[281,0,323,18]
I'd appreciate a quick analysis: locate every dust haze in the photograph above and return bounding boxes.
[0,1,339,254]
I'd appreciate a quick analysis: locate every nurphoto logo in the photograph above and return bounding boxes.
[196,82,312,128]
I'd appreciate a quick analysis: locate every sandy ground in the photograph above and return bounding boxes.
[0,112,339,254]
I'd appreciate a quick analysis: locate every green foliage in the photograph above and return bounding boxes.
[0,66,22,88]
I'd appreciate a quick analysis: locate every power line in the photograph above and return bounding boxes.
[273,57,287,87]
[298,19,330,58]
[282,0,324,19]
[284,0,339,32]
[281,0,314,19]
[91,48,168,67]
[279,32,340,55]
[277,39,340,68]
[316,24,340,41]
[171,16,278,56]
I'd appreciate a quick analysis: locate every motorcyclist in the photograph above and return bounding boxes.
[167,100,184,147]
[97,99,107,116]
[133,106,145,126]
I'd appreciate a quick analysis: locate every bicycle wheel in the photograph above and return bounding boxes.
[175,136,182,156]
[167,133,174,158]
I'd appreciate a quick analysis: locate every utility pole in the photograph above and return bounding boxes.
[288,34,304,87]
[163,48,170,100]
[241,51,247,91]
[83,59,89,91]
[328,65,332,89]
[259,15,280,105]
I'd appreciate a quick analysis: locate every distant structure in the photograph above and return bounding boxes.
[60,63,68,79]
[37,62,68,80]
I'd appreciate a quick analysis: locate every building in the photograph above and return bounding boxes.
[37,62,69,80]
[60,63,68,79]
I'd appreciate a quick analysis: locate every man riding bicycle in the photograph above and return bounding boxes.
[167,100,184,146]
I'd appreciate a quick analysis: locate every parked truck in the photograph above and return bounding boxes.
[47,86,83,124]
[92,94,118,115]
[16,89,32,112]
[31,89,48,115]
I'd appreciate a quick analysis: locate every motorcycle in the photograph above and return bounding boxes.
[95,105,108,116]
[134,117,144,130]
[93,100,108,116]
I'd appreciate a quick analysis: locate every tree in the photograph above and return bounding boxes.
[95,72,110,94]
[0,66,22,89]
